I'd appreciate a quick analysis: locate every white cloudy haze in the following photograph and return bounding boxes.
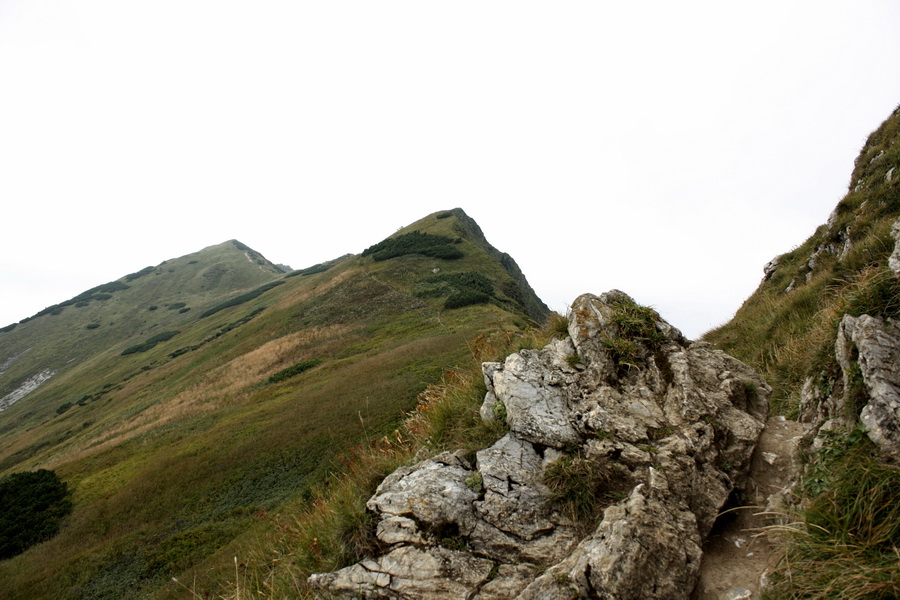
[1,1,899,338]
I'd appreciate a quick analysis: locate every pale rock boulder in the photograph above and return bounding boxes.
[889,218,900,276]
[309,291,770,599]
[836,314,900,455]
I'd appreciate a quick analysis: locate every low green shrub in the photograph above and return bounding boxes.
[85,323,100,330]
[167,302,187,310]
[444,290,490,309]
[0,323,17,333]
[125,266,155,281]
[121,331,181,355]
[200,281,285,318]
[56,402,73,415]
[362,231,463,262]
[427,272,494,296]
[267,359,323,384]
[285,263,331,278]
[0,470,72,559]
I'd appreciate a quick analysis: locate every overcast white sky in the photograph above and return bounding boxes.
[1,1,899,338]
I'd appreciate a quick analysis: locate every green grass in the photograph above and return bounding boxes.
[764,430,900,600]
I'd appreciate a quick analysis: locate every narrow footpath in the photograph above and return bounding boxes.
[693,416,809,600]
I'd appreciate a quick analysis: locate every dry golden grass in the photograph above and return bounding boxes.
[66,325,352,463]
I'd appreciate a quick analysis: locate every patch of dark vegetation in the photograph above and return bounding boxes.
[170,308,266,359]
[121,330,181,356]
[178,307,191,314]
[362,231,463,262]
[26,280,131,319]
[125,266,155,282]
[0,469,72,560]
[285,263,331,278]
[267,359,323,384]
[436,211,453,219]
[55,402,73,415]
[148,306,158,311]
[232,240,250,252]
[85,323,100,330]
[200,281,285,318]
[444,290,491,309]
[188,260,199,264]
[167,302,187,310]
[416,271,497,310]
[0,323,16,333]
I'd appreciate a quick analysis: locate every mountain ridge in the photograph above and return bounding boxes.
[0,208,552,599]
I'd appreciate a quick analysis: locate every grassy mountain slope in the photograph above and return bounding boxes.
[0,209,547,599]
[704,105,900,598]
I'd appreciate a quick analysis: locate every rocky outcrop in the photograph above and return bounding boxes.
[800,313,900,456]
[889,218,900,276]
[309,291,770,599]
[0,368,54,412]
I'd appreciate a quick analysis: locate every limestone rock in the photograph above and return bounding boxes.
[763,258,779,281]
[890,218,900,276]
[309,291,770,599]
[836,314,900,455]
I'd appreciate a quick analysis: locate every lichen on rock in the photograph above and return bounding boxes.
[308,291,770,599]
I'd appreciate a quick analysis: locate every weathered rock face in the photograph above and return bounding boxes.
[309,291,770,599]
[889,218,900,276]
[801,313,900,456]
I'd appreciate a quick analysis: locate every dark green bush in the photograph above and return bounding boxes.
[362,231,463,262]
[436,211,453,219]
[444,290,490,309]
[0,469,71,559]
[148,306,158,311]
[125,266,155,281]
[285,263,331,278]
[121,331,181,355]
[179,307,191,314]
[85,323,100,330]
[167,303,187,310]
[267,359,323,384]
[146,330,180,345]
[0,323,16,333]
[55,402,73,415]
[92,293,112,301]
[200,281,285,318]
[428,272,494,296]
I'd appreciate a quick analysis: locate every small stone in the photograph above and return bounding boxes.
[726,588,752,600]
[762,452,778,465]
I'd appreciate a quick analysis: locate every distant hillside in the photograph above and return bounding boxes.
[0,210,550,599]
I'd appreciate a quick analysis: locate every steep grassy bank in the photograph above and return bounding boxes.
[705,105,900,599]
